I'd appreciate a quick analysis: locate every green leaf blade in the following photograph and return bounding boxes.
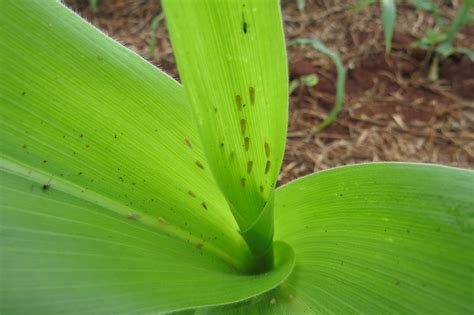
[0,0,253,269]
[0,164,296,314]
[198,163,474,314]
[381,0,396,53]
[277,163,474,313]
[162,0,289,259]
[288,38,346,132]
[1,1,299,312]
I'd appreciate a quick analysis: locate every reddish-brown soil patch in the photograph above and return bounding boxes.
[65,0,473,184]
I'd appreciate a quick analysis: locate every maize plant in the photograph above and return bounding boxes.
[0,1,473,314]
[412,0,474,80]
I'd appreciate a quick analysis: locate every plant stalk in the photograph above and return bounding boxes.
[240,193,275,274]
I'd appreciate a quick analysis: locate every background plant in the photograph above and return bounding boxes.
[147,12,165,58]
[289,73,319,95]
[288,38,347,132]
[353,0,473,79]
[1,1,473,314]
[352,0,397,53]
[412,0,474,80]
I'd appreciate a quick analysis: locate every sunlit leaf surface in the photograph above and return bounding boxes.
[162,0,289,262]
[199,163,474,314]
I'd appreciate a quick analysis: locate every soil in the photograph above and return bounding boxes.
[65,0,474,184]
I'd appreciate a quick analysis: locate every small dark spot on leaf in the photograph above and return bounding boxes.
[244,137,250,151]
[235,95,242,111]
[214,107,218,113]
[188,191,196,198]
[339,193,343,197]
[240,178,246,187]
[43,160,47,163]
[264,142,270,158]
[249,86,255,105]
[114,134,117,139]
[259,185,264,193]
[42,184,50,192]
[243,22,248,34]
[240,119,246,135]
[131,182,136,186]
[158,217,167,225]
[185,138,193,149]
[196,242,204,249]
[78,172,82,175]
[395,279,400,286]
[220,142,225,148]
[79,134,83,138]
[201,202,208,210]
[195,161,204,169]
[247,161,253,174]
[21,91,26,96]
[127,212,140,220]
[265,160,271,174]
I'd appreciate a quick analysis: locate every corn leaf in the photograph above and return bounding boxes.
[147,13,164,57]
[444,0,474,47]
[288,38,346,132]
[296,0,306,12]
[381,0,396,53]
[198,163,474,313]
[162,0,288,262]
[1,165,296,314]
[0,1,296,312]
[0,0,248,267]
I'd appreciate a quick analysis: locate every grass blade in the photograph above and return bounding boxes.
[381,0,396,54]
[288,37,346,132]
